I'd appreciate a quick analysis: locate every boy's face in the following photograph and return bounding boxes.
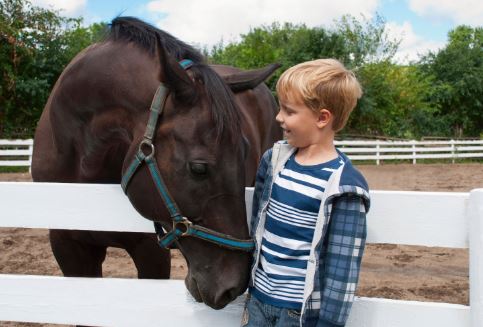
[276,97,321,148]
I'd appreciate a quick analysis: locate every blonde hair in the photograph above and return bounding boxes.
[276,59,362,132]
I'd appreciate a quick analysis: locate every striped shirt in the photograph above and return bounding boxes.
[252,153,343,309]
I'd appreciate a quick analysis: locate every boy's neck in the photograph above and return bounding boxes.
[294,137,338,166]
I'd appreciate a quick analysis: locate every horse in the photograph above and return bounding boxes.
[31,16,281,309]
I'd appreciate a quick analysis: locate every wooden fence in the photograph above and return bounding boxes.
[0,182,482,326]
[2,139,483,168]
[334,139,483,164]
[0,139,33,168]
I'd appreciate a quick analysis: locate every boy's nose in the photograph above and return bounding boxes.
[275,111,283,123]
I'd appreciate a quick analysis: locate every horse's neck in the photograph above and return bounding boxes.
[48,42,162,181]
[77,106,144,182]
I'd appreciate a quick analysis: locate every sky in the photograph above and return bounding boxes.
[31,0,483,63]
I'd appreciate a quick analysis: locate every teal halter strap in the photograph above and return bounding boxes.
[121,80,254,252]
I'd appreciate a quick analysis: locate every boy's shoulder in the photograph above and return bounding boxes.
[337,153,371,211]
[338,151,369,192]
[341,163,368,190]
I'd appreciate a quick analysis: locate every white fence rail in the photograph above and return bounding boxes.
[0,139,33,168]
[334,139,483,164]
[0,182,482,326]
[1,139,482,168]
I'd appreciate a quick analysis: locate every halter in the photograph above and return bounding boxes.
[121,60,254,252]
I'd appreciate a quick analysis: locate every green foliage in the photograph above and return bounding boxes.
[0,0,106,138]
[210,17,481,139]
[333,14,399,67]
[209,15,398,91]
[348,62,441,138]
[209,16,432,138]
[419,26,483,137]
[0,166,29,173]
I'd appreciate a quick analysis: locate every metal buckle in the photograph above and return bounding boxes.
[139,139,155,159]
[173,218,192,236]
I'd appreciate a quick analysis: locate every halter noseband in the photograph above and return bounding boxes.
[121,60,254,252]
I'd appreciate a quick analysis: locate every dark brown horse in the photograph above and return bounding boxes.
[31,17,281,309]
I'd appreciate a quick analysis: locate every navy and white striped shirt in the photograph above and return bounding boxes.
[252,153,343,309]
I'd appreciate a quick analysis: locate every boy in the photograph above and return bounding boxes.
[243,59,370,327]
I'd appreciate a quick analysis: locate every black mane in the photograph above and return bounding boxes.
[107,17,240,143]
[107,16,203,62]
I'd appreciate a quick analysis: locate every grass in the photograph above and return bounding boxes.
[0,166,29,173]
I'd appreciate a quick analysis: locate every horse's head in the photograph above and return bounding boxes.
[123,82,250,309]
[111,17,261,309]
[124,72,251,308]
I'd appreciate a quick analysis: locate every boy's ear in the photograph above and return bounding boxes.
[316,109,332,128]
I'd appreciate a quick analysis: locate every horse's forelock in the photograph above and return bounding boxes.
[189,65,241,145]
[107,17,241,144]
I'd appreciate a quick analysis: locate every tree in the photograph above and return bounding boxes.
[0,0,106,137]
[347,61,440,138]
[209,15,399,92]
[334,14,398,68]
[419,26,483,137]
[209,16,442,139]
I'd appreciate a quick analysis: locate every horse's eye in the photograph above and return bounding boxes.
[189,162,208,175]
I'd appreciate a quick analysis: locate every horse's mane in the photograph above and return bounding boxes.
[106,17,240,143]
[107,16,203,62]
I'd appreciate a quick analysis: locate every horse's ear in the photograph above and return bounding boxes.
[157,39,197,103]
[222,64,281,93]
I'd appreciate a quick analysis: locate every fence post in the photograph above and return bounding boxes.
[469,189,483,327]
[411,140,416,164]
[376,140,380,165]
[450,139,456,164]
[28,141,33,174]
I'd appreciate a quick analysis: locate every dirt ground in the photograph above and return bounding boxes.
[1,163,482,325]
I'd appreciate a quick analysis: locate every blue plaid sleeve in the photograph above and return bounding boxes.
[250,149,271,235]
[319,194,367,326]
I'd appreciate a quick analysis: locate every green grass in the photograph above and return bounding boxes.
[0,166,30,173]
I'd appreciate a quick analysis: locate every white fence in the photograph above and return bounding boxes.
[334,139,483,164]
[0,182,482,326]
[0,139,33,168]
[1,139,483,168]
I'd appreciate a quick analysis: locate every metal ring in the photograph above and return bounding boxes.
[174,219,192,236]
[139,139,155,159]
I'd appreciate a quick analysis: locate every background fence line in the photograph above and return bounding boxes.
[333,139,483,164]
[1,139,482,168]
[0,182,482,326]
[0,139,33,168]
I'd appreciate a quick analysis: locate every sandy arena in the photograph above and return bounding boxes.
[1,162,482,326]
